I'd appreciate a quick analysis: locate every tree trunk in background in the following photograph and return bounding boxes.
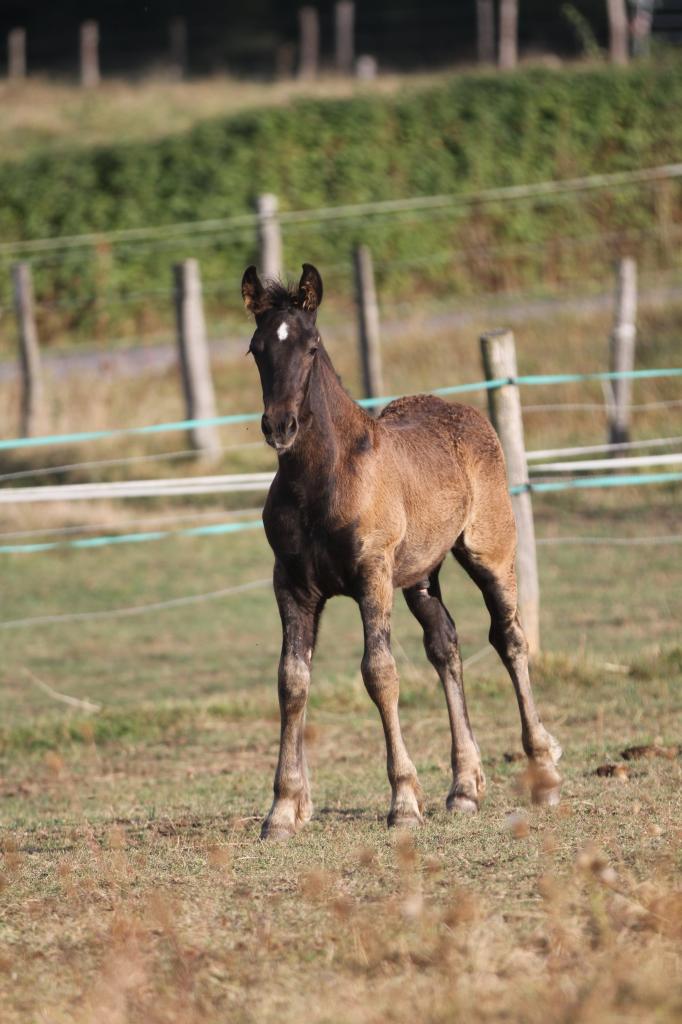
[631,0,654,57]
[607,0,630,64]
[168,17,187,80]
[476,0,495,64]
[8,27,26,79]
[80,20,100,87]
[498,0,518,69]
[298,6,319,80]
[335,2,355,74]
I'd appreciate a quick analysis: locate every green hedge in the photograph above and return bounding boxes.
[1,62,681,344]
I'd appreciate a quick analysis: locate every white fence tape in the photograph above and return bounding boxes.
[0,471,275,503]
[526,435,682,461]
[530,452,682,474]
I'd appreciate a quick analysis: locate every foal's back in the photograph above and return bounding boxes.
[378,393,504,470]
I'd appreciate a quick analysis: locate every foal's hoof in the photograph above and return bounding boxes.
[385,811,421,827]
[531,778,562,807]
[533,786,561,807]
[447,794,479,815]
[260,820,296,842]
[387,808,424,830]
[446,774,484,815]
[529,764,562,807]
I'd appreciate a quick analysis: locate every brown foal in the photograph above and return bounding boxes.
[242,263,562,840]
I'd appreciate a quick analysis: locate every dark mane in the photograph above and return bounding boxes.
[262,279,299,312]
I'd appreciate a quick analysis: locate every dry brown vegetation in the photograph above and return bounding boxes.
[0,73,445,161]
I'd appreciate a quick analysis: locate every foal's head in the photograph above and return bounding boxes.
[242,263,324,452]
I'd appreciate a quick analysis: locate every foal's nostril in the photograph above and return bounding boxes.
[284,413,298,439]
[263,411,298,447]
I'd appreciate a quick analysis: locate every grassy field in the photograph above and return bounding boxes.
[0,485,680,1022]
[0,280,680,1020]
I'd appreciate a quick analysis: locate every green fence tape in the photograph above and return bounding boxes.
[514,368,682,387]
[510,470,682,495]
[0,367,679,452]
[0,518,264,554]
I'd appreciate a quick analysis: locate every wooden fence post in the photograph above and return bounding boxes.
[257,193,283,281]
[298,6,320,80]
[173,260,220,458]
[8,27,26,79]
[168,17,187,80]
[476,0,495,64]
[12,262,45,438]
[498,0,518,69]
[608,257,637,447]
[353,245,384,404]
[335,1,355,74]
[480,329,540,657]
[607,0,629,65]
[80,20,100,87]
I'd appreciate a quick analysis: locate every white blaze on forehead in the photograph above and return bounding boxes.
[277,321,289,341]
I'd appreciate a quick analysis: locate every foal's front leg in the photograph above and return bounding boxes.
[359,570,424,828]
[261,564,322,841]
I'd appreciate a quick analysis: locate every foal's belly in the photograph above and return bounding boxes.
[392,540,455,589]
[390,485,470,589]
[391,521,461,589]
[265,473,471,598]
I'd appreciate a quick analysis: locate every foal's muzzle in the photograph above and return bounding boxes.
[262,411,299,451]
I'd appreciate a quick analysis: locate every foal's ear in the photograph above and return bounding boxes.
[241,265,267,316]
[297,263,323,316]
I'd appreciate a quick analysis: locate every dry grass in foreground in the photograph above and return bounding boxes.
[1,646,681,1023]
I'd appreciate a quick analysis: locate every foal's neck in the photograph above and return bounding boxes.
[279,346,371,495]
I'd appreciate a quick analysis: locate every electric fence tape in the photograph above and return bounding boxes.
[0,367,679,453]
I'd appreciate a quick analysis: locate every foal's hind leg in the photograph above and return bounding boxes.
[453,542,562,805]
[404,571,485,813]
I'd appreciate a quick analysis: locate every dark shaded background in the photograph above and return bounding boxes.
[0,1,620,77]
